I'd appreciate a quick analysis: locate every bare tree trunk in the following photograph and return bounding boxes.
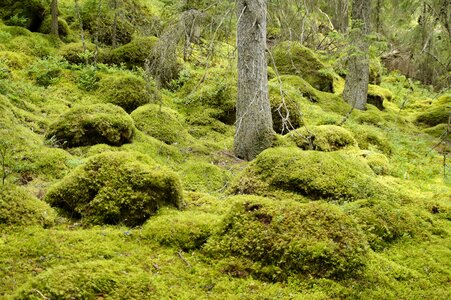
[51,0,59,36]
[74,0,87,63]
[343,0,371,111]
[332,0,349,33]
[111,0,118,49]
[234,0,274,160]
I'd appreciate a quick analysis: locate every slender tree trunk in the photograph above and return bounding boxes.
[51,0,59,36]
[343,0,371,110]
[374,0,382,33]
[111,0,118,49]
[74,0,87,64]
[234,0,274,160]
[332,0,349,33]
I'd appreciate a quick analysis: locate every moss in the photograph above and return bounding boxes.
[98,73,153,113]
[347,124,392,155]
[45,151,183,226]
[367,85,393,111]
[14,260,154,299]
[4,32,54,58]
[38,16,70,37]
[272,41,334,92]
[131,103,188,144]
[353,105,385,126]
[142,208,220,251]
[59,42,96,65]
[45,103,134,148]
[416,94,450,127]
[230,147,396,201]
[363,152,391,175]
[0,184,56,227]
[344,199,426,250]
[422,123,449,138]
[204,196,369,281]
[180,159,230,193]
[0,51,33,69]
[108,36,159,68]
[369,58,383,85]
[286,125,358,151]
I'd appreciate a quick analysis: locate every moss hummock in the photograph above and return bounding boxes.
[45,151,183,226]
[204,196,369,281]
[0,184,56,227]
[286,125,358,151]
[108,36,159,68]
[45,103,134,148]
[272,41,334,92]
[416,94,450,127]
[230,147,395,201]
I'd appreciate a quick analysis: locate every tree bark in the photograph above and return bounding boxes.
[51,0,58,36]
[234,0,273,161]
[343,0,371,110]
[332,0,349,33]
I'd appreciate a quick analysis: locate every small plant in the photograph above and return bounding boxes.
[28,57,68,87]
[77,66,99,91]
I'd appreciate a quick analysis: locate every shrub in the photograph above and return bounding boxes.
[98,73,152,113]
[27,56,66,87]
[204,196,369,281]
[45,103,134,148]
[108,36,159,68]
[0,184,56,227]
[272,41,334,92]
[131,104,187,144]
[142,208,219,251]
[286,125,358,151]
[14,260,154,299]
[45,151,183,226]
[344,199,425,250]
[230,147,396,201]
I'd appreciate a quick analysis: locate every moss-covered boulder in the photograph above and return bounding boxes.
[230,147,394,201]
[38,16,70,37]
[204,197,369,281]
[45,104,134,148]
[348,125,392,155]
[416,94,450,127]
[362,152,390,175]
[108,36,159,68]
[286,125,358,151]
[272,41,334,92]
[14,260,154,299]
[0,184,56,227]
[59,42,96,65]
[180,159,231,193]
[98,73,152,113]
[131,104,187,144]
[45,151,183,226]
[268,80,303,133]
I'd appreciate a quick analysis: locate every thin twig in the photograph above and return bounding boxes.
[177,250,192,268]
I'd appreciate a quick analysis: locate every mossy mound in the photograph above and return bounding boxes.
[130,104,187,144]
[416,94,450,127]
[14,260,153,299]
[38,16,70,37]
[345,199,426,250]
[45,151,183,226]
[347,125,392,155]
[286,125,358,151]
[45,103,134,148]
[204,197,369,281]
[272,41,334,92]
[230,147,394,201]
[268,81,303,133]
[363,152,390,175]
[180,160,230,193]
[0,184,56,227]
[142,208,219,251]
[59,42,96,65]
[98,73,152,113]
[0,50,33,69]
[108,36,159,68]
[367,85,393,111]
[353,105,386,126]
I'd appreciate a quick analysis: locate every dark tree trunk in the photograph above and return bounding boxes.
[51,0,58,36]
[343,0,371,110]
[234,0,274,161]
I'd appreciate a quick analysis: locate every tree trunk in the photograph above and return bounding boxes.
[234,0,273,161]
[332,0,349,33]
[343,0,371,110]
[51,0,58,36]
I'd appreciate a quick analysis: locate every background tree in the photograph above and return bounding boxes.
[51,0,58,36]
[234,0,274,160]
[343,0,372,110]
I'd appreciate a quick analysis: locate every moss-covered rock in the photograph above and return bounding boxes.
[286,125,358,151]
[45,151,183,226]
[268,80,303,133]
[344,199,425,250]
[38,16,69,37]
[416,94,450,127]
[353,105,386,126]
[363,152,390,175]
[180,159,230,193]
[108,36,159,68]
[14,260,154,299]
[131,103,187,144]
[142,208,219,251]
[230,147,395,201]
[204,196,369,281]
[45,103,134,148]
[367,85,393,111]
[59,42,96,65]
[348,125,392,155]
[0,184,56,227]
[272,41,334,92]
[98,73,152,113]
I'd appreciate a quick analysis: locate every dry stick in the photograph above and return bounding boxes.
[177,250,192,268]
[74,0,87,62]
[94,0,102,67]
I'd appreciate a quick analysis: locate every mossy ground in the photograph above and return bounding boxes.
[0,15,450,300]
